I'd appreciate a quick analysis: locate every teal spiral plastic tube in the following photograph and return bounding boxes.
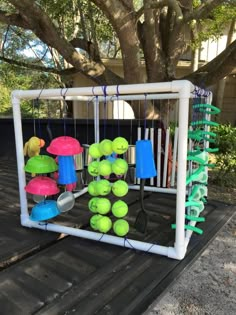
[192,104,221,115]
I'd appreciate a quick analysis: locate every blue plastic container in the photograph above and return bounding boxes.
[30,200,60,221]
[58,155,77,184]
[135,140,157,179]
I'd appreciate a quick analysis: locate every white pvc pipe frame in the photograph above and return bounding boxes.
[12,80,202,260]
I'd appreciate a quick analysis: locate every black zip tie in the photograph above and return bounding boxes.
[146,242,157,253]
[38,221,48,231]
[124,237,136,250]
[98,233,105,241]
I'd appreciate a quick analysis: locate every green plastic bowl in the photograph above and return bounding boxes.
[24,155,58,174]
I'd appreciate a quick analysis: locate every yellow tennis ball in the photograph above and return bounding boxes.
[96,198,111,215]
[90,214,102,230]
[97,216,112,233]
[113,219,129,236]
[88,161,100,177]
[112,200,128,218]
[96,179,111,196]
[88,197,99,213]
[112,137,129,154]
[112,158,128,175]
[112,180,129,197]
[99,139,113,156]
[98,160,112,176]
[88,181,99,196]
[89,143,102,158]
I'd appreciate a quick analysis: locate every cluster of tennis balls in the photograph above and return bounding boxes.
[88,159,128,177]
[89,198,129,236]
[87,137,130,236]
[89,137,129,158]
[88,137,129,177]
[87,178,129,236]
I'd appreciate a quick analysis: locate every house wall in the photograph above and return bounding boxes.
[214,75,236,125]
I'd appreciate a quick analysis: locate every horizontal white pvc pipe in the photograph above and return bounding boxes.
[24,93,199,102]
[21,219,183,259]
[12,80,194,100]
[128,185,177,194]
[46,93,181,102]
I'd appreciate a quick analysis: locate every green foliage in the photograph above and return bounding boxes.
[0,63,59,117]
[211,124,236,187]
[190,2,235,49]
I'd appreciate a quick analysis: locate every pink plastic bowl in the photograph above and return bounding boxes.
[25,176,60,195]
[47,136,83,156]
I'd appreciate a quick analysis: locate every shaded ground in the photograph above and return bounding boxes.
[145,181,236,315]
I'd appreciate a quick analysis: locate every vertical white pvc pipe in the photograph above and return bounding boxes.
[137,127,142,184]
[145,128,149,140]
[175,93,190,259]
[93,97,99,143]
[171,127,178,187]
[150,128,154,185]
[137,127,142,142]
[12,95,29,222]
[157,128,162,187]
[204,92,212,198]
[162,128,170,187]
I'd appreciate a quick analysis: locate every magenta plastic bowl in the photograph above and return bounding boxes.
[25,176,60,195]
[47,136,83,156]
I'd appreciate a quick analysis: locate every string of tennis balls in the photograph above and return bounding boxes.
[87,137,130,237]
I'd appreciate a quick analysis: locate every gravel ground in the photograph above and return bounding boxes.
[145,190,236,315]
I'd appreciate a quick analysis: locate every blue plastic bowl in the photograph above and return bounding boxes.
[30,200,60,221]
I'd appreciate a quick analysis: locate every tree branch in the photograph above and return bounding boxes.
[0,55,80,75]
[0,10,30,29]
[184,0,226,22]
[70,38,101,61]
[4,0,123,85]
[136,0,183,22]
[185,39,236,87]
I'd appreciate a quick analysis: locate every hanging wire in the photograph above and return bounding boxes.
[138,100,141,129]
[130,111,133,144]
[74,115,77,139]
[151,99,155,128]
[144,93,147,133]
[102,85,107,139]
[32,100,36,136]
[60,87,69,136]
[86,99,89,144]
[116,85,120,136]
[36,99,42,138]
[46,100,53,141]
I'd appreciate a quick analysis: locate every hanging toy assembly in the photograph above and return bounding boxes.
[87,136,130,236]
[13,80,221,260]
[172,88,221,237]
